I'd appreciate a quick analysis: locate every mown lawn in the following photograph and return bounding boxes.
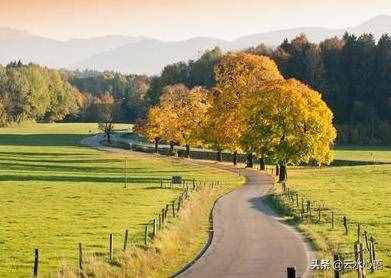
[0,123,243,277]
[284,147,391,277]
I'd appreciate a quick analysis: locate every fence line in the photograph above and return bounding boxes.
[270,181,382,277]
[30,178,221,277]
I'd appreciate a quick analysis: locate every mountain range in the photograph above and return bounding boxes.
[1,15,390,75]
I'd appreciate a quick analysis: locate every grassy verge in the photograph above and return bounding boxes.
[59,177,242,277]
[0,123,244,277]
[266,147,391,278]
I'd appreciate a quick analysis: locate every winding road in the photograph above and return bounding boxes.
[82,135,313,278]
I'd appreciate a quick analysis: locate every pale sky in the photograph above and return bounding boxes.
[1,0,391,41]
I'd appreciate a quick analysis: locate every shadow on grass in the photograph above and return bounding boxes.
[330,159,390,167]
[248,195,300,226]
[0,174,167,184]
[0,161,195,175]
[0,134,88,147]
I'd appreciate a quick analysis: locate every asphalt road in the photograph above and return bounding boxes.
[82,135,313,278]
[178,166,313,278]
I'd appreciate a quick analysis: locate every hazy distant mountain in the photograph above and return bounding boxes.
[0,28,143,68]
[1,15,390,74]
[76,37,230,74]
[348,15,391,38]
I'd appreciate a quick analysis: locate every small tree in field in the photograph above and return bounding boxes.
[98,122,115,143]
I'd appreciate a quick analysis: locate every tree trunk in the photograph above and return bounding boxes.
[275,165,280,176]
[154,138,159,154]
[259,155,265,170]
[246,153,253,168]
[185,145,190,158]
[107,132,111,144]
[233,151,238,166]
[279,164,287,182]
[169,142,174,156]
[216,149,222,162]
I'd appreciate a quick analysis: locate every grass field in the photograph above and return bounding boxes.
[283,147,391,277]
[0,123,243,277]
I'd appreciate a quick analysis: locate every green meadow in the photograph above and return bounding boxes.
[285,147,391,277]
[0,123,243,277]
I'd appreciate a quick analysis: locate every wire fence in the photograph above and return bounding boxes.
[30,178,221,277]
[267,175,384,278]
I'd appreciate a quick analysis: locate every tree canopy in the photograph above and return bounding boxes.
[142,53,336,180]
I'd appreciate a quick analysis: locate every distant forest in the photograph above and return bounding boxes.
[0,32,390,145]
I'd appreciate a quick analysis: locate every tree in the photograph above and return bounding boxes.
[188,47,222,88]
[142,84,210,157]
[98,122,115,143]
[242,79,336,181]
[211,53,284,165]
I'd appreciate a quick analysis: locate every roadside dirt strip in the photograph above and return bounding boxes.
[82,135,314,278]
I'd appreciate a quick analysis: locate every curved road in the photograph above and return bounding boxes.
[178,166,312,278]
[82,135,313,278]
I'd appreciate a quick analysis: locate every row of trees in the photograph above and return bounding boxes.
[0,62,84,126]
[139,53,336,181]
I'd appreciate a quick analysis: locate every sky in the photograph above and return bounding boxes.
[1,0,391,41]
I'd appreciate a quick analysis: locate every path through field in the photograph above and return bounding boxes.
[83,135,313,278]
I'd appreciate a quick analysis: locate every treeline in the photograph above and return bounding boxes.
[139,53,336,180]
[151,33,391,145]
[67,71,150,122]
[251,33,391,145]
[64,48,222,124]
[0,62,84,126]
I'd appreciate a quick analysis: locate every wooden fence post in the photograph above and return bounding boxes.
[33,248,39,277]
[296,193,299,207]
[123,230,128,251]
[172,202,176,217]
[307,201,312,221]
[124,158,128,189]
[287,266,296,278]
[358,242,365,278]
[78,243,83,270]
[334,253,341,278]
[161,208,165,225]
[165,204,169,219]
[369,236,375,272]
[144,225,148,245]
[343,216,348,235]
[109,234,113,261]
[153,219,157,237]
[370,237,376,261]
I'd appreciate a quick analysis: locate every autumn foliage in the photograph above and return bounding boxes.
[141,53,336,181]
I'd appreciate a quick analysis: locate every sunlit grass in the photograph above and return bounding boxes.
[0,123,243,277]
[283,147,391,277]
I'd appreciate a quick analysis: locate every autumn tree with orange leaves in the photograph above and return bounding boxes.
[142,52,336,180]
[141,84,210,157]
[209,53,284,165]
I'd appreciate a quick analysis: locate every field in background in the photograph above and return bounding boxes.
[0,123,243,277]
[333,146,391,163]
[286,147,391,277]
